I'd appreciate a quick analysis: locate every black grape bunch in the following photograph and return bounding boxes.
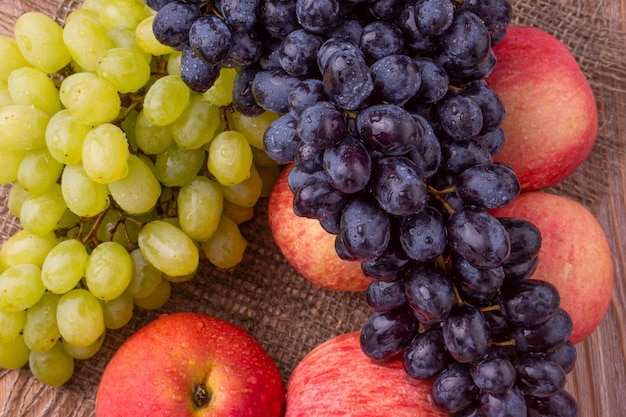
[148,0,579,416]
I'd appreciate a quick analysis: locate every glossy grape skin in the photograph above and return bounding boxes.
[405,114,442,178]
[500,279,561,327]
[396,2,438,55]
[442,303,490,363]
[474,127,505,156]
[436,90,484,141]
[545,341,577,374]
[152,1,201,49]
[359,307,420,362]
[232,65,265,117]
[515,355,566,398]
[400,206,447,261]
[432,363,480,413]
[463,80,505,134]
[439,138,493,176]
[278,29,323,76]
[525,390,579,417]
[498,217,542,266]
[261,0,300,40]
[297,101,346,149]
[455,163,521,209]
[221,29,263,68]
[412,57,449,104]
[366,279,408,312]
[323,135,371,193]
[316,38,360,74]
[360,21,404,60]
[448,208,511,269]
[368,0,406,20]
[263,113,301,164]
[513,308,573,354]
[339,196,391,260]
[470,348,517,394]
[415,0,454,36]
[288,79,328,119]
[215,0,261,32]
[404,263,455,325]
[292,171,349,219]
[295,0,342,35]
[328,19,363,44]
[451,254,504,301]
[188,14,232,65]
[356,104,420,155]
[441,10,491,68]
[479,386,527,417]
[370,156,427,216]
[252,68,304,114]
[457,0,512,46]
[322,48,373,111]
[403,328,451,380]
[369,54,420,106]
[360,237,413,282]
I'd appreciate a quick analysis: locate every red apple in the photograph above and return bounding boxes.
[285,331,448,417]
[95,312,285,417]
[486,25,598,191]
[491,191,613,344]
[268,164,370,292]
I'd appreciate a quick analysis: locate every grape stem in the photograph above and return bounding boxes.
[428,185,457,215]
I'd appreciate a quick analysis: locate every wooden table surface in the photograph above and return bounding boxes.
[1,1,625,416]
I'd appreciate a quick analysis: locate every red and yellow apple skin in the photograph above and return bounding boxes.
[268,163,370,292]
[486,25,598,191]
[95,312,285,417]
[491,191,614,344]
[285,331,449,417]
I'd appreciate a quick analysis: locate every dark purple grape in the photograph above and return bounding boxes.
[294,142,324,173]
[287,164,320,193]
[145,0,176,12]
[252,68,303,114]
[360,237,413,282]
[370,54,421,105]
[526,390,579,417]
[479,386,527,417]
[513,308,573,354]
[482,309,514,344]
[456,163,521,209]
[470,349,517,394]
[503,256,539,281]
[259,37,283,70]
[297,101,346,149]
[232,65,264,117]
[316,38,360,74]
[261,0,300,39]
[359,307,420,362]
[263,113,301,164]
[413,57,449,104]
[288,79,328,119]
[404,114,442,178]
[188,14,231,64]
[318,210,341,234]
[436,90,484,141]
[457,0,512,46]
[463,80,505,133]
[334,233,358,261]
[292,172,350,219]
[441,10,491,68]
[152,1,202,49]
[403,328,451,380]
[368,0,406,20]
[370,156,428,216]
[452,254,505,299]
[179,46,221,93]
[278,29,323,76]
[366,279,408,312]
[500,279,561,327]
[439,138,493,175]
[295,0,342,34]
[323,48,373,111]
[339,196,391,260]
[328,19,363,44]
[436,47,497,86]
[396,3,438,55]
[404,263,455,325]
[474,127,505,155]
[356,104,420,155]
[400,206,447,261]
[454,405,481,417]
[545,341,577,374]
[498,217,542,266]
[323,135,371,193]
[221,29,262,68]
[415,0,454,37]
[442,303,490,363]
[214,0,260,32]
[360,21,404,60]
[447,208,511,269]
[515,355,566,397]
[432,363,480,413]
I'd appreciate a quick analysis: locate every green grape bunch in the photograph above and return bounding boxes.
[0,0,281,387]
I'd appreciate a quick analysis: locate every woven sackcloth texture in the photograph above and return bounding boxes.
[1,0,625,408]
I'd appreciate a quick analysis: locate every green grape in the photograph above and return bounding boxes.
[19,184,67,235]
[0,104,49,151]
[99,0,150,31]
[82,123,130,184]
[133,278,171,310]
[62,330,105,360]
[230,110,280,150]
[96,47,151,93]
[0,310,25,345]
[0,148,27,185]
[251,145,281,168]
[57,288,105,347]
[45,109,91,165]
[162,271,196,283]
[63,11,115,72]
[135,109,174,155]
[166,50,182,76]
[126,248,162,299]
[16,148,64,194]
[61,164,110,217]
[7,67,61,117]
[99,293,134,329]
[138,220,199,277]
[203,67,237,106]
[0,230,58,268]
[201,215,247,270]
[0,35,30,82]
[142,74,190,126]
[221,199,255,224]
[220,163,263,208]
[59,72,121,126]
[0,334,30,370]
[29,340,75,387]
[81,0,107,11]
[135,15,174,56]
[153,142,205,187]
[108,154,161,214]
[107,26,151,64]
[23,291,62,353]
[7,182,29,218]
[257,164,282,198]
[0,264,45,312]
[208,130,254,186]
[0,82,13,107]
[172,95,221,150]
[95,210,145,249]
[177,176,223,241]
[85,241,133,300]
[41,238,88,294]
[13,12,71,74]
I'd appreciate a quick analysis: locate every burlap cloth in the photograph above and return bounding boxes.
[0,0,625,406]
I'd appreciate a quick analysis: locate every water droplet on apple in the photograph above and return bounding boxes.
[180,341,190,349]
[171,393,184,403]
[247,376,258,385]
[151,404,161,412]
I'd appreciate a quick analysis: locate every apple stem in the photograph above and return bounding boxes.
[193,383,212,409]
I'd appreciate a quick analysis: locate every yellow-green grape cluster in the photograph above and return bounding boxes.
[0,0,282,387]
